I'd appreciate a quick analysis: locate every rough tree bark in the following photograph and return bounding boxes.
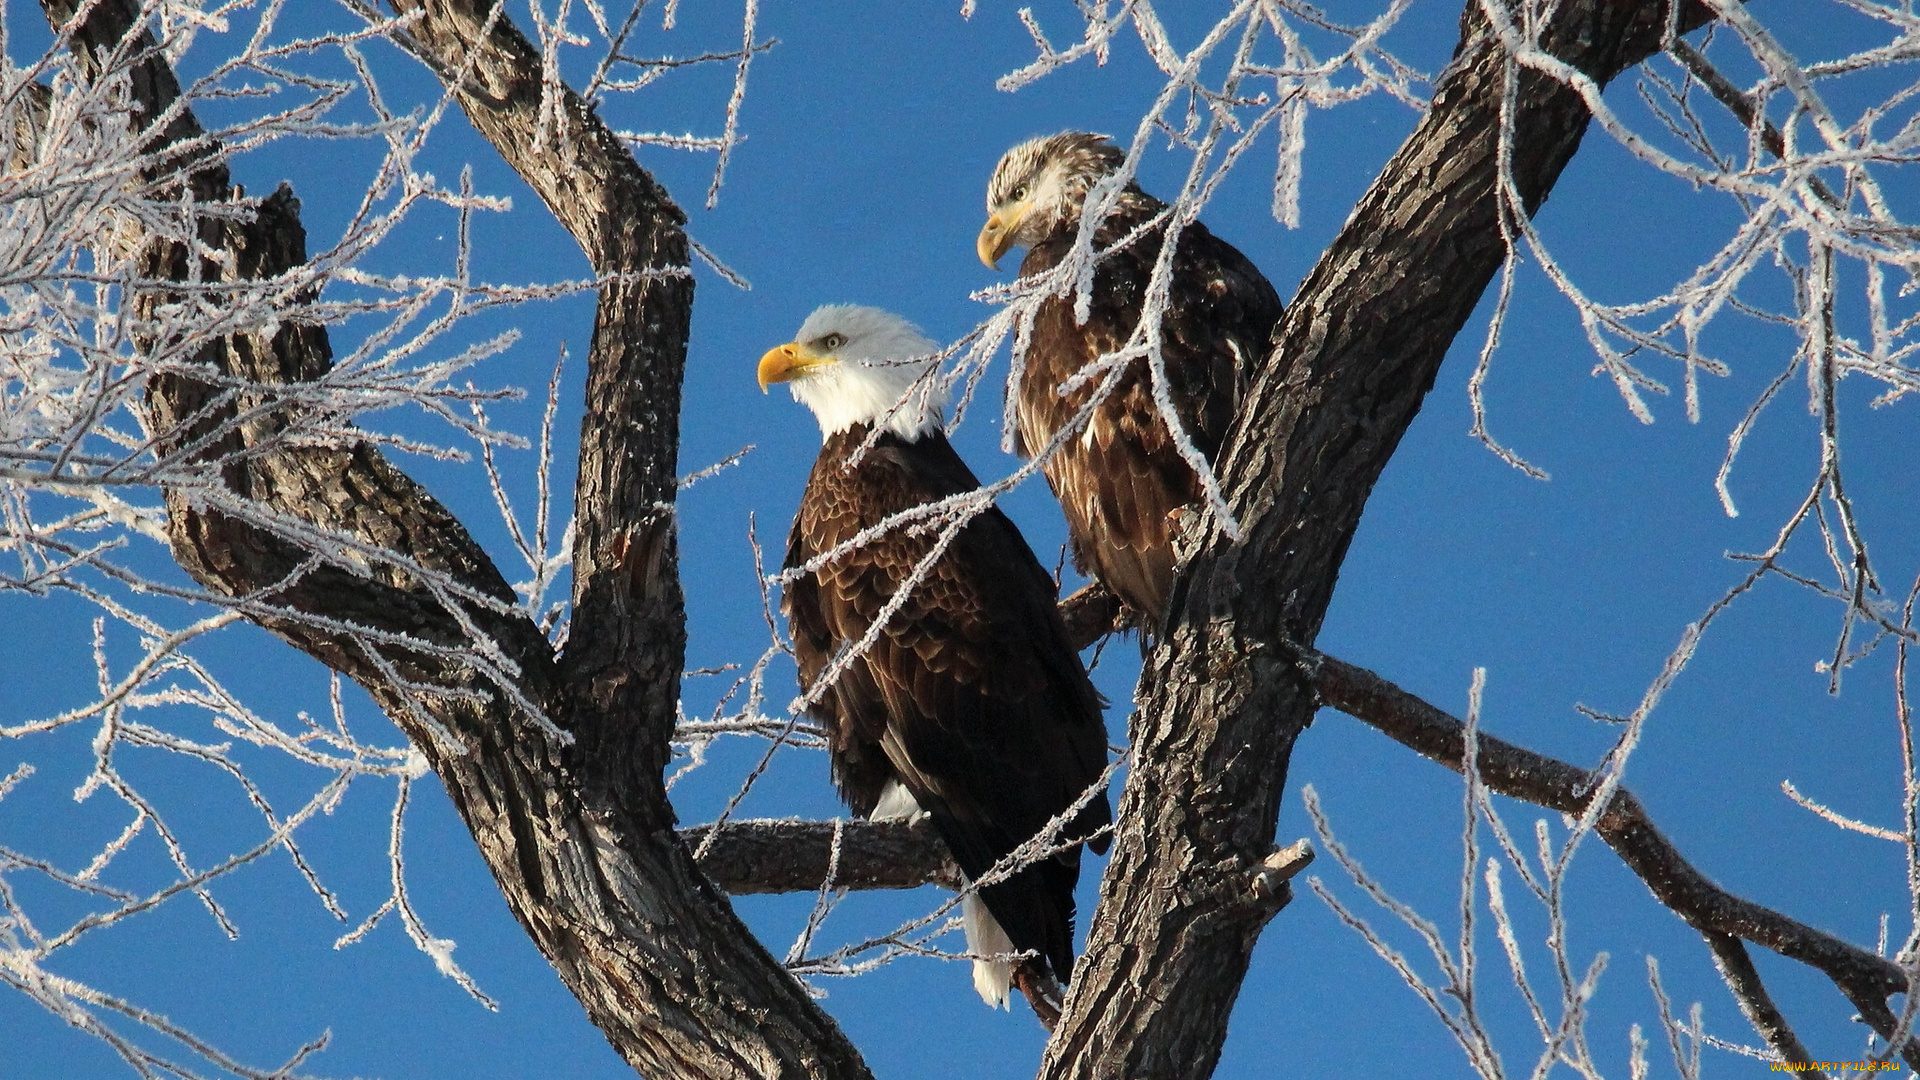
[49,0,1887,1077]
[1039,3,1717,1077]
[46,1,869,1076]
[689,819,960,895]
[723,643,1908,1071]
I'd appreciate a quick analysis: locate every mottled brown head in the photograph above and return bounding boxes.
[977,132,1125,269]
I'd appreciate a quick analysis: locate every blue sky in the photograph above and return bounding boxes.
[3,2,1915,1078]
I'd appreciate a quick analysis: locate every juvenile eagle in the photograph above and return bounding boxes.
[759,304,1112,1024]
[979,132,1284,630]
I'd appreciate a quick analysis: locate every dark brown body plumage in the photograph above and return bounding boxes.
[1017,191,1283,630]
[783,424,1112,986]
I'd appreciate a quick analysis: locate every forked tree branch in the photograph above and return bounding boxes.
[58,0,1892,1076]
[1039,0,1728,1072]
[1705,933,1816,1072]
[705,641,1903,1068]
[1666,38,1840,210]
[44,1,870,1076]
[1310,650,1913,1070]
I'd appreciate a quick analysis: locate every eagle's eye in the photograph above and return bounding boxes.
[821,333,847,351]
[1012,183,1030,201]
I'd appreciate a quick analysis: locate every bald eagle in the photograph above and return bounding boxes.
[978,132,1284,631]
[759,304,1112,1024]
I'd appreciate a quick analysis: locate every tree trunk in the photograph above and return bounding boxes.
[43,0,871,1075]
[1042,3,1712,1077]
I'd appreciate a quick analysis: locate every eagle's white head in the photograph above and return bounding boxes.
[977,131,1125,269]
[758,304,946,442]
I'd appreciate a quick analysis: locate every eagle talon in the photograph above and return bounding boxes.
[1013,962,1065,1032]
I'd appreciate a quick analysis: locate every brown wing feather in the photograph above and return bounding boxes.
[1016,195,1283,629]
[786,468,899,815]
[781,426,1111,984]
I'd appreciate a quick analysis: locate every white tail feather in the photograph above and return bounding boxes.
[868,782,1013,1008]
[963,888,1014,1009]
[870,779,927,824]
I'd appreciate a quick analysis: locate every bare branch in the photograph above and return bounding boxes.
[1703,933,1816,1073]
[1310,647,1918,1068]
[686,818,962,896]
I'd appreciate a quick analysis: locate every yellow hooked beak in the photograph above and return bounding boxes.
[757,341,833,391]
[976,204,1027,269]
